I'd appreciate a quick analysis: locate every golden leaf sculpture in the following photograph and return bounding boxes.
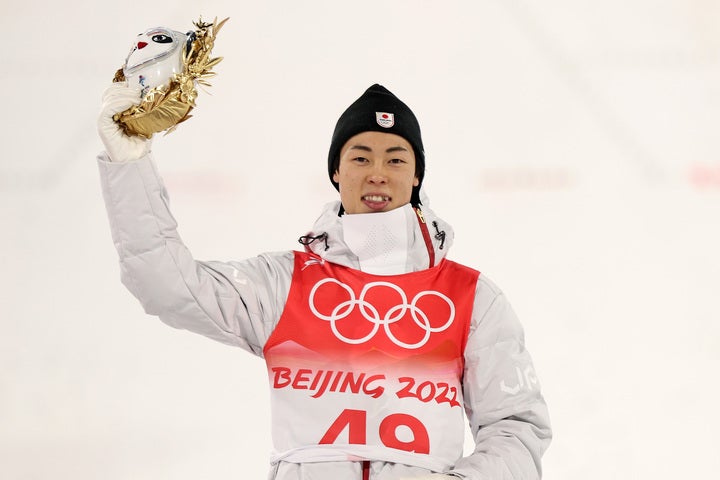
[113,17,228,138]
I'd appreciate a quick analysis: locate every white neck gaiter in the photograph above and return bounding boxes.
[341,204,415,275]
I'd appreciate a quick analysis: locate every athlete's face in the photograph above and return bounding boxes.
[333,131,419,215]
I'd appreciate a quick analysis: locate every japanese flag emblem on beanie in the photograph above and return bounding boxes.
[376,112,395,128]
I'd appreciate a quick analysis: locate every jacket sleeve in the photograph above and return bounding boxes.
[450,276,552,479]
[97,152,294,356]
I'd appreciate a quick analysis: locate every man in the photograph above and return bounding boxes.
[97,83,552,479]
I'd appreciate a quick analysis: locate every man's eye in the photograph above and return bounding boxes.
[354,157,369,163]
[389,158,406,164]
[152,34,173,43]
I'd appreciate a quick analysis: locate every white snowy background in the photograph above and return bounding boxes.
[1,0,718,479]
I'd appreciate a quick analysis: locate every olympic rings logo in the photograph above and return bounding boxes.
[308,279,455,349]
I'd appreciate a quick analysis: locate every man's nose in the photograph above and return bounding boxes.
[367,168,388,184]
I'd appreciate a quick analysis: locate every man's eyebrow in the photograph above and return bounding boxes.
[348,145,371,152]
[386,146,409,153]
[348,145,409,153]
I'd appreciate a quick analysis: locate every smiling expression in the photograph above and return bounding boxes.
[333,131,419,214]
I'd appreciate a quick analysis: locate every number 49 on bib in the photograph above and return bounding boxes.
[319,408,430,454]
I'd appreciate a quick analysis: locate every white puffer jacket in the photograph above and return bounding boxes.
[97,152,552,480]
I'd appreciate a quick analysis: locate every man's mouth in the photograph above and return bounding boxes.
[362,195,391,202]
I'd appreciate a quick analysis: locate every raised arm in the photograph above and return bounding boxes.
[97,83,293,355]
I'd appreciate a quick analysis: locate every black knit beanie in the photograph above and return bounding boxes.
[328,84,425,206]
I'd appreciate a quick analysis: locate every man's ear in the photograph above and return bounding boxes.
[332,170,340,184]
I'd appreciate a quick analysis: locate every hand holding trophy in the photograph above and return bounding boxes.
[98,17,227,162]
[114,17,228,138]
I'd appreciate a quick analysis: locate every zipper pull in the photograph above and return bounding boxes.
[414,207,426,224]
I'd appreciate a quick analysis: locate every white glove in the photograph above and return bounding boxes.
[97,83,152,162]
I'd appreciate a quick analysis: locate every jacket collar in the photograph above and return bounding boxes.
[301,200,454,273]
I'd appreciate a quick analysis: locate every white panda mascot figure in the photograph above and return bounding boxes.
[112,17,227,138]
[123,27,191,98]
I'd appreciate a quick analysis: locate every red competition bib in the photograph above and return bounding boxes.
[263,251,480,470]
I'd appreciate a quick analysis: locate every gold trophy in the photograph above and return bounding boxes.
[112,17,227,138]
